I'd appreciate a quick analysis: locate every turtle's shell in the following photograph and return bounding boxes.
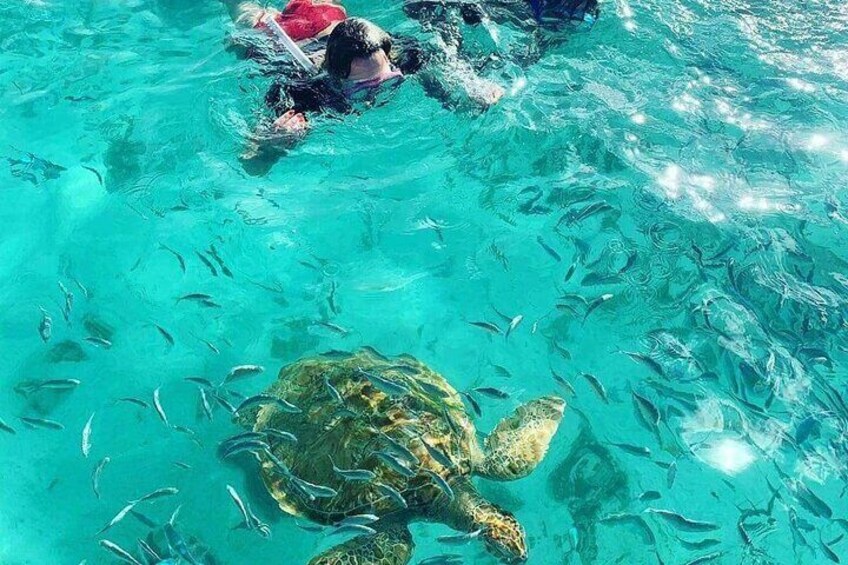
[247,349,478,524]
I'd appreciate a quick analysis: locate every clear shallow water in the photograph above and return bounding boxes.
[2,0,848,563]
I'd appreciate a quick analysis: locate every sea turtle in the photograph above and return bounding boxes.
[240,348,566,564]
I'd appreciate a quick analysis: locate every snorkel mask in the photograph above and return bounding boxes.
[527,0,599,28]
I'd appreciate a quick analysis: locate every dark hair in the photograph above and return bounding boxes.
[324,18,392,79]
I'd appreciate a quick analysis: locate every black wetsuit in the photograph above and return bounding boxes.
[263,36,429,117]
[404,0,598,28]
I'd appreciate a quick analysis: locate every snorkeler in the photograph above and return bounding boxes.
[405,0,598,30]
[403,0,598,72]
[222,1,504,174]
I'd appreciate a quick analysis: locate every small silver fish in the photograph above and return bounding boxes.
[379,434,420,466]
[324,377,344,404]
[92,456,110,498]
[159,244,186,273]
[564,262,577,283]
[41,378,82,390]
[155,324,175,346]
[264,428,298,443]
[667,461,677,489]
[199,387,214,421]
[357,368,410,396]
[153,387,169,426]
[632,391,660,428]
[551,370,576,397]
[118,397,149,409]
[133,487,179,504]
[224,364,265,383]
[129,509,157,528]
[262,448,293,478]
[584,293,614,321]
[338,514,380,527]
[81,413,94,458]
[437,529,482,545]
[418,379,450,399]
[195,251,218,277]
[71,276,89,300]
[84,336,112,349]
[235,394,301,415]
[17,378,81,395]
[221,431,265,446]
[419,439,454,469]
[581,373,608,403]
[376,451,416,477]
[97,502,136,534]
[296,521,325,532]
[226,484,253,527]
[98,539,142,565]
[291,476,338,500]
[330,456,377,481]
[184,376,215,388]
[472,387,509,400]
[137,538,161,562]
[38,308,52,343]
[375,482,407,508]
[469,321,502,335]
[418,555,464,565]
[177,293,213,303]
[537,236,562,262]
[331,524,376,536]
[0,417,15,434]
[610,443,652,458]
[58,281,74,324]
[424,469,454,500]
[213,393,237,413]
[316,321,350,336]
[201,339,220,354]
[644,508,719,532]
[20,416,64,430]
[505,315,524,338]
[222,439,270,458]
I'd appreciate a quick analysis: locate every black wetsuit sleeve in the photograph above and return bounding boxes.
[403,0,485,25]
[265,76,351,116]
[390,35,431,76]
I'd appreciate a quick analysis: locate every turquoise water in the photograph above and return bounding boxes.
[2,0,848,563]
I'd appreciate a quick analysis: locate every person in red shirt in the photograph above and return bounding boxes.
[228,0,347,47]
[222,1,504,173]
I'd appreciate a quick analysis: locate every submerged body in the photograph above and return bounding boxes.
[222,0,504,174]
[240,349,566,564]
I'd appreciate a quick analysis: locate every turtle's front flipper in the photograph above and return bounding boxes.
[308,524,414,565]
[441,477,527,562]
[477,396,566,480]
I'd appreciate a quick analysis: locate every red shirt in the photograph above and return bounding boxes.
[256,0,346,42]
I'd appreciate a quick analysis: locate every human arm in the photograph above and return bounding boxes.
[393,34,503,111]
[239,77,349,174]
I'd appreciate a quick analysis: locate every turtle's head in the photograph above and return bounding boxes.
[479,395,566,481]
[481,510,527,563]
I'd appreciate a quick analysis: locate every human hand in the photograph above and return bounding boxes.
[272,110,309,134]
[473,81,504,107]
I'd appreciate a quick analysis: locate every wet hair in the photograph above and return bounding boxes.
[324,18,392,79]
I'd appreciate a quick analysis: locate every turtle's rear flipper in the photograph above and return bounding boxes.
[477,396,566,481]
[309,524,414,565]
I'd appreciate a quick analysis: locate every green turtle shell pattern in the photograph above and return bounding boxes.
[245,349,478,524]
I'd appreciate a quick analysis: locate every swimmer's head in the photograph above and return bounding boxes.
[324,18,392,78]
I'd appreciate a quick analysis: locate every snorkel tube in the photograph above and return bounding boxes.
[263,14,317,73]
